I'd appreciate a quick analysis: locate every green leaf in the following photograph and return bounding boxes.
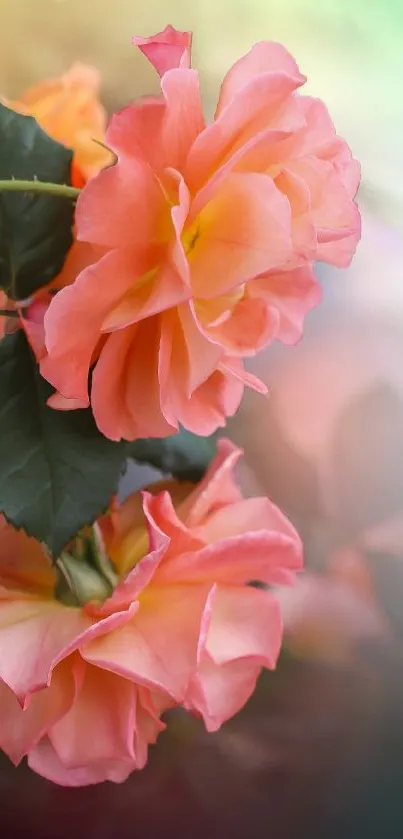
[0,331,127,555]
[0,103,74,300]
[128,429,218,482]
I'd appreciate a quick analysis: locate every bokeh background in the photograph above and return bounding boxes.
[1,1,403,836]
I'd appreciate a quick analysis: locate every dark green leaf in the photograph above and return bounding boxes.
[128,429,218,482]
[0,331,127,555]
[0,103,74,300]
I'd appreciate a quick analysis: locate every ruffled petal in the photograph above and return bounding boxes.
[90,327,140,441]
[195,294,279,356]
[50,239,107,291]
[82,583,214,700]
[0,600,90,699]
[107,68,204,176]
[143,490,205,556]
[105,97,166,173]
[75,154,167,249]
[185,654,261,732]
[91,319,176,442]
[158,307,223,422]
[198,496,292,543]
[185,43,305,193]
[133,688,167,769]
[99,495,170,606]
[160,69,205,171]
[249,264,322,345]
[42,249,159,404]
[205,585,282,667]
[154,525,302,588]
[172,367,245,436]
[216,41,305,115]
[188,173,292,298]
[49,664,137,767]
[133,25,192,76]
[219,356,268,394]
[275,167,317,262]
[286,158,361,267]
[0,659,74,764]
[178,438,243,527]
[288,97,360,198]
[28,736,134,786]
[101,176,191,332]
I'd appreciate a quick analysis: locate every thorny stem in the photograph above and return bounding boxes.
[0,179,81,200]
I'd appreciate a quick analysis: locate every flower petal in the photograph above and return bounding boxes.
[205,585,283,667]
[91,319,176,441]
[288,96,360,198]
[249,264,322,345]
[216,41,305,115]
[185,43,305,194]
[133,25,192,76]
[0,659,74,764]
[158,306,223,418]
[287,158,361,267]
[133,688,167,769]
[275,167,317,261]
[49,664,137,767]
[75,154,167,249]
[195,294,279,356]
[28,736,134,786]
[100,500,169,609]
[82,583,214,700]
[154,527,302,588]
[160,69,205,171]
[42,249,158,404]
[105,97,166,173]
[188,173,292,298]
[90,327,140,441]
[198,496,292,543]
[0,600,90,699]
[185,655,261,732]
[220,357,268,394]
[173,367,245,436]
[143,490,205,557]
[179,438,243,527]
[101,178,191,332]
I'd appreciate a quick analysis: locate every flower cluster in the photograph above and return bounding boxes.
[0,24,361,787]
[0,441,301,786]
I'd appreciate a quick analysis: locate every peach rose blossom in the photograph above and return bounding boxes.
[0,440,302,785]
[41,25,360,441]
[7,63,112,184]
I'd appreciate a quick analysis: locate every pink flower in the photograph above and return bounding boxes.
[40,25,360,441]
[133,24,192,75]
[0,440,301,785]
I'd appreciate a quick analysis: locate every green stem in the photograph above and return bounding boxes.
[0,309,19,318]
[0,179,80,200]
